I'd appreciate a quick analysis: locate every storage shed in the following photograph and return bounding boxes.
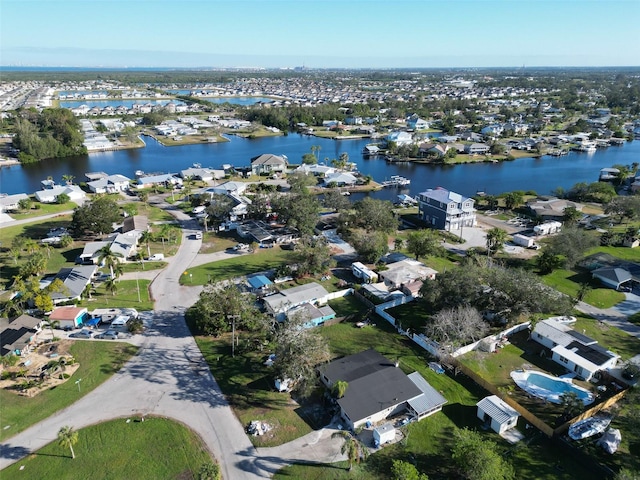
[49,307,88,329]
[476,395,520,434]
[373,423,396,446]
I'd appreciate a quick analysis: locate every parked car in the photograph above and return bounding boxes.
[148,253,165,261]
[70,329,93,339]
[194,232,203,240]
[96,330,119,340]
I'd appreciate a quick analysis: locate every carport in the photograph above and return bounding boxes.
[592,267,632,290]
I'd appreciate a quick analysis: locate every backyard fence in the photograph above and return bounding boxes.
[325,288,354,301]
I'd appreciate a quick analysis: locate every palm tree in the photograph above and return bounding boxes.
[331,431,368,471]
[311,145,321,163]
[139,230,153,259]
[62,174,75,185]
[57,425,78,459]
[97,245,123,279]
[486,227,508,258]
[104,278,118,296]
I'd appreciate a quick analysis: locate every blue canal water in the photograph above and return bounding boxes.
[1,133,638,200]
[59,99,185,109]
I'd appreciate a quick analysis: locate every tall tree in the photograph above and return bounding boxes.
[62,174,75,185]
[425,306,488,353]
[350,230,388,264]
[293,235,333,276]
[547,227,599,268]
[273,313,331,398]
[353,197,398,233]
[139,230,153,259]
[406,229,443,260]
[71,196,120,237]
[391,459,429,480]
[562,205,583,225]
[57,426,79,459]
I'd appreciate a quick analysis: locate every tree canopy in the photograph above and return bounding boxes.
[546,227,599,269]
[71,195,121,237]
[451,428,515,480]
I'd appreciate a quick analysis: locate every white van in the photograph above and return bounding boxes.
[149,253,165,261]
[192,205,206,215]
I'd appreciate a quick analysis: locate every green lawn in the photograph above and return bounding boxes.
[277,316,601,479]
[199,232,241,254]
[77,279,153,311]
[194,333,315,447]
[542,268,625,308]
[585,245,640,263]
[0,417,213,480]
[0,341,138,442]
[328,295,368,318]
[8,201,77,220]
[181,247,291,285]
[119,261,166,273]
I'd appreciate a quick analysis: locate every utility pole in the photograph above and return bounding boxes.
[228,315,240,358]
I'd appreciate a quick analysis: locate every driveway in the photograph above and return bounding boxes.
[615,291,640,318]
[0,196,346,478]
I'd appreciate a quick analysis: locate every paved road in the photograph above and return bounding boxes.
[0,196,345,478]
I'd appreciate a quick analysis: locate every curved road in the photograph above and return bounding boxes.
[1,203,344,477]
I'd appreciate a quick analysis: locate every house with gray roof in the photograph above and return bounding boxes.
[251,153,288,175]
[417,187,476,232]
[0,193,29,212]
[318,349,446,429]
[0,314,43,357]
[592,267,632,290]
[532,316,620,381]
[263,282,329,319]
[87,174,131,194]
[49,265,97,304]
[78,240,112,264]
[34,185,86,204]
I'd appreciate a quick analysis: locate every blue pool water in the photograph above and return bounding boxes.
[511,370,594,405]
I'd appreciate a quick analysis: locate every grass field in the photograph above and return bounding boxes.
[0,417,213,480]
[8,201,76,220]
[0,341,138,442]
[585,245,640,263]
[77,279,153,311]
[181,247,291,285]
[194,333,315,447]
[542,268,625,308]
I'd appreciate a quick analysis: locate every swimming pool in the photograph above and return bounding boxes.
[510,370,594,405]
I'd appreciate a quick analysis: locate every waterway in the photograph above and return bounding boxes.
[59,99,185,109]
[1,133,637,200]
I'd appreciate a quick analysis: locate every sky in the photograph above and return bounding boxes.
[1,0,639,69]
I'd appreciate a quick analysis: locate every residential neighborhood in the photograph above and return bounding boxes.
[1,65,640,480]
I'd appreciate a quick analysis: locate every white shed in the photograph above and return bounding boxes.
[373,423,396,446]
[476,395,520,434]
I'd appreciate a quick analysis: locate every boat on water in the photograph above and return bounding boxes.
[568,415,612,440]
[381,175,411,187]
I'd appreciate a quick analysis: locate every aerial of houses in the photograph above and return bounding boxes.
[0,314,43,357]
[250,153,288,176]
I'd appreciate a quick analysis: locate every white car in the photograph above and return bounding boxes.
[194,232,203,240]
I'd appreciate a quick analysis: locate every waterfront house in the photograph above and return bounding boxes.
[417,187,476,232]
[179,167,225,182]
[295,164,336,178]
[531,316,620,381]
[318,349,446,430]
[464,143,491,155]
[323,172,358,187]
[0,314,43,357]
[251,153,288,176]
[87,174,131,194]
[386,131,413,147]
[34,185,86,204]
[136,173,182,190]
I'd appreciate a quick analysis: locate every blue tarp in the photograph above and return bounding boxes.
[84,316,101,327]
[248,275,272,289]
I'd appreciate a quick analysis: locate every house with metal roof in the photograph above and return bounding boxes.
[476,395,520,434]
[532,316,620,381]
[87,174,131,194]
[318,350,446,430]
[49,265,97,304]
[0,193,29,212]
[379,259,437,291]
[34,185,86,204]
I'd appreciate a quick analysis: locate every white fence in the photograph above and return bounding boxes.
[326,288,354,301]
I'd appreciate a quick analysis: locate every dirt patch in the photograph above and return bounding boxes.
[0,340,79,397]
